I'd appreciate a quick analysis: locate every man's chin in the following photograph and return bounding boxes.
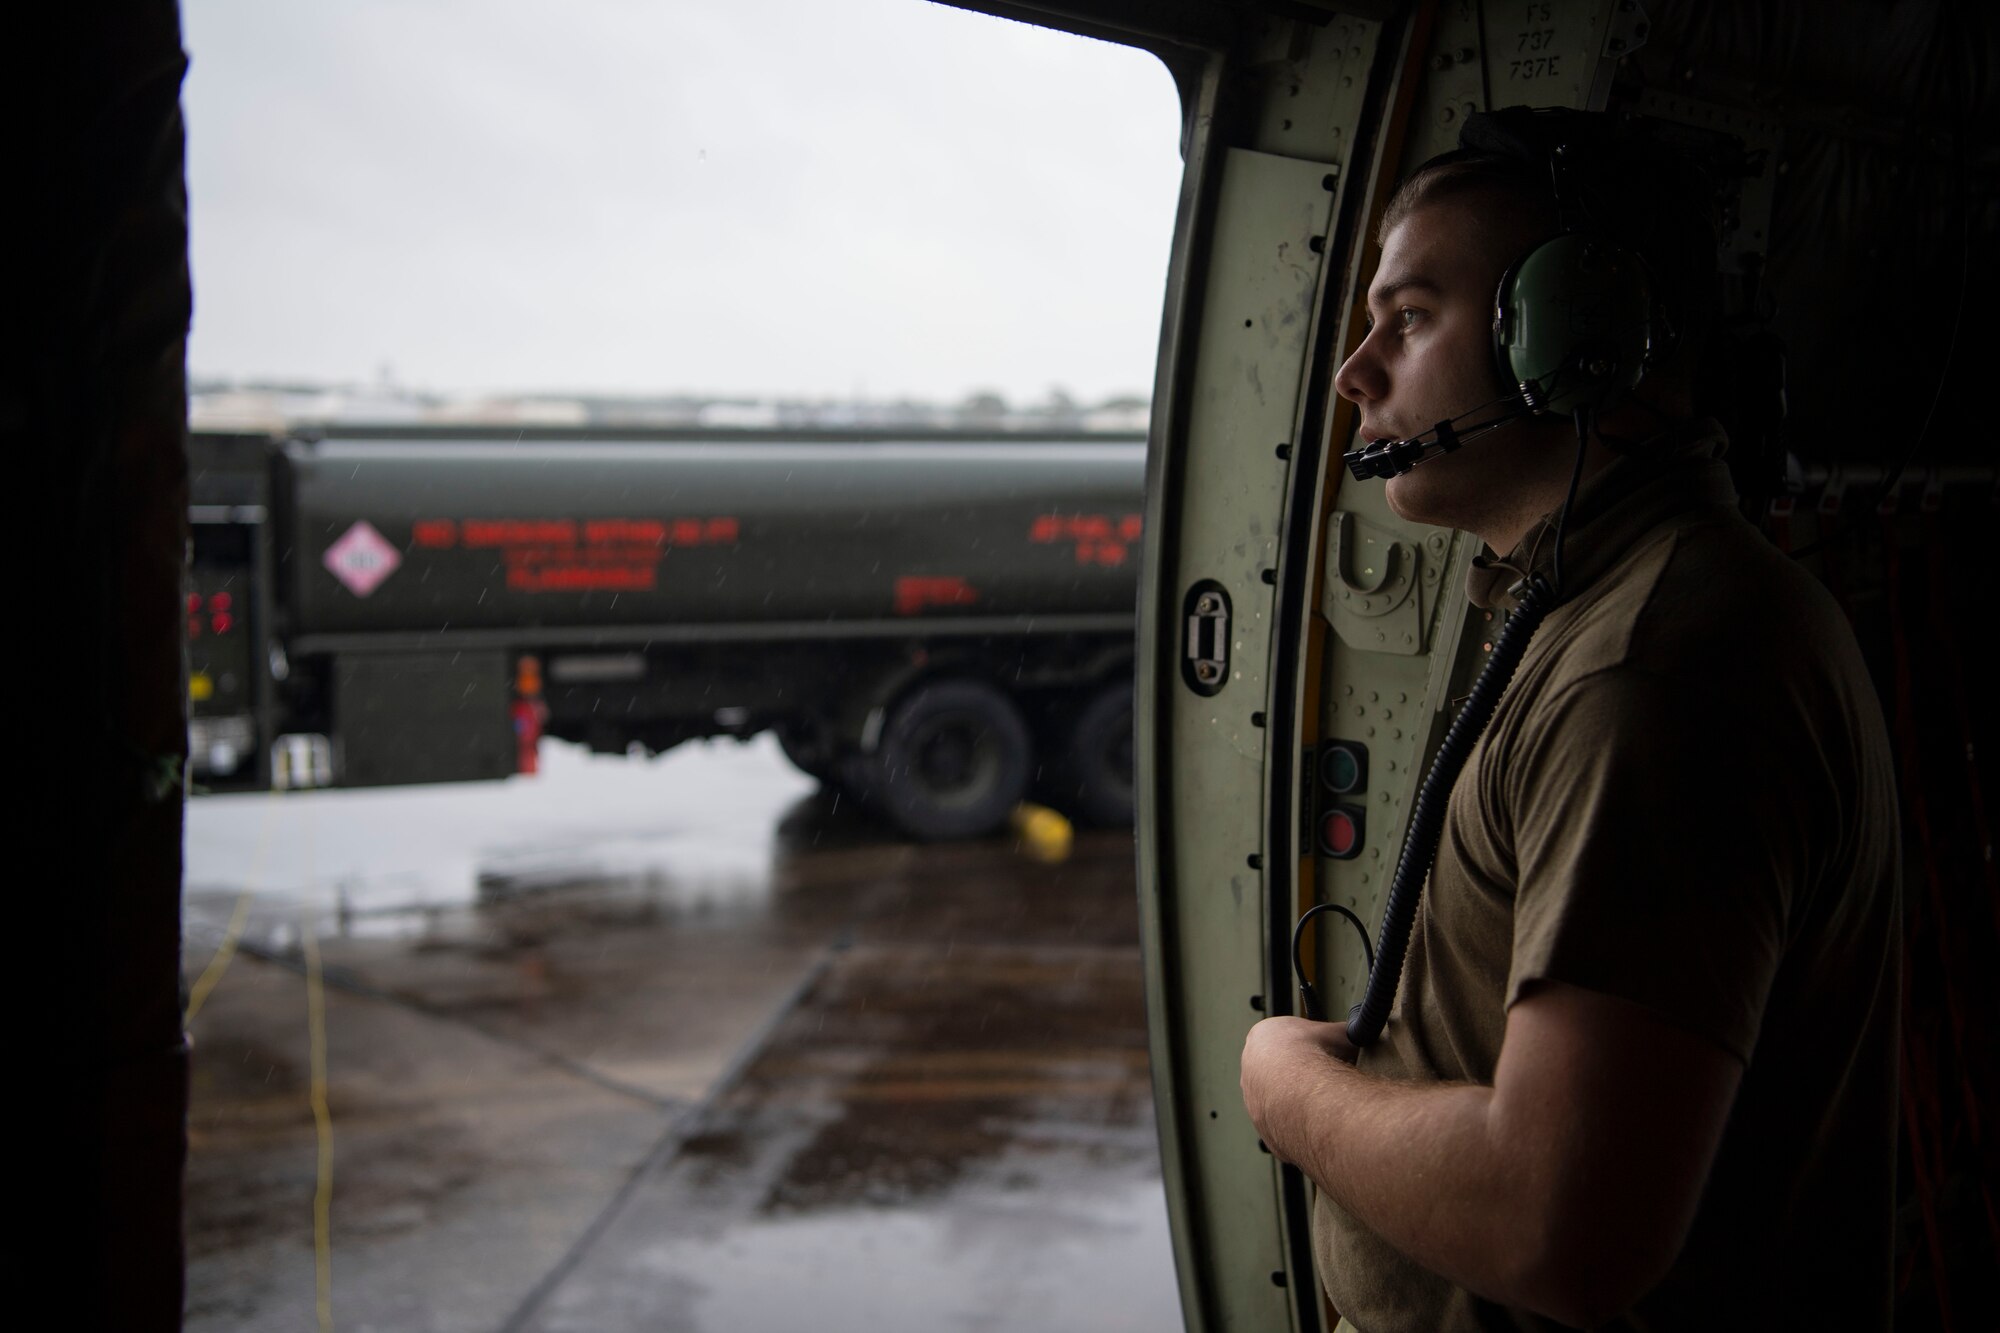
[1384,453,1497,531]
[1383,472,1446,527]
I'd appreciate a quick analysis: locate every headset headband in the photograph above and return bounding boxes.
[1462,107,1659,417]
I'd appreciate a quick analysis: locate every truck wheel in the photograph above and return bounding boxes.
[872,678,1032,841]
[1052,682,1134,827]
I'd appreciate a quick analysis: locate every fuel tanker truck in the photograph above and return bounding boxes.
[185,425,1145,839]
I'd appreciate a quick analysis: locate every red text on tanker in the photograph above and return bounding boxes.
[410,516,741,593]
[1029,512,1143,566]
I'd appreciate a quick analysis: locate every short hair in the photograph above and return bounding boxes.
[1377,150,1560,250]
[1378,118,1725,381]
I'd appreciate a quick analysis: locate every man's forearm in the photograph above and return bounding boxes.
[1255,1040,1544,1307]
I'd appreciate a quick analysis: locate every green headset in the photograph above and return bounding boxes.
[1492,114,1667,416]
[1344,113,1670,482]
[1491,225,1656,418]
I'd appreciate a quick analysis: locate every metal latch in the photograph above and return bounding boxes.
[1183,581,1230,696]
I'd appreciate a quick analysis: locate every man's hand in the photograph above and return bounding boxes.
[1236,984,1746,1327]
[1239,1016,1359,1166]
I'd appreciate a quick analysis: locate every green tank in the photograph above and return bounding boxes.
[193,426,1145,839]
[282,431,1145,640]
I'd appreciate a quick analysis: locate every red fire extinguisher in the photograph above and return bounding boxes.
[512,655,548,775]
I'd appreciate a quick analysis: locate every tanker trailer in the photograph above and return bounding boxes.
[210,425,1145,839]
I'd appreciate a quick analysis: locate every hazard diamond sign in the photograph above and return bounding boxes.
[323,520,402,597]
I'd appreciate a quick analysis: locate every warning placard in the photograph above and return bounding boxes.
[323,520,403,597]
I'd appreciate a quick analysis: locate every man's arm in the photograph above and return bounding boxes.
[1240,980,1743,1327]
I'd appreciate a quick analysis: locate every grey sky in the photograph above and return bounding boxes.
[181,0,1186,403]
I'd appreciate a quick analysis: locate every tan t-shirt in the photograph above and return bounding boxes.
[1313,429,1900,1331]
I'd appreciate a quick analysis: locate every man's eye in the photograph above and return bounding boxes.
[1397,307,1423,331]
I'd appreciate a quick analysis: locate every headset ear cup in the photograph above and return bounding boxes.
[1492,233,1653,417]
[1492,253,1535,409]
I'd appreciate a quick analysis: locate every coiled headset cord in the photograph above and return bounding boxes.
[1314,407,1589,1047]
[1342,572,1557,1045]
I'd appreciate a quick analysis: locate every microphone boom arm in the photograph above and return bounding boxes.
[1342,396,1533,480]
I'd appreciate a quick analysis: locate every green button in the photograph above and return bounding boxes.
[1321,743,1365,794]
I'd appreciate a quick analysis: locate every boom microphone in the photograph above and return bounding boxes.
[1342,395,1534,480]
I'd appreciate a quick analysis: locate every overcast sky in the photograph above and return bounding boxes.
[181,0,1186,404]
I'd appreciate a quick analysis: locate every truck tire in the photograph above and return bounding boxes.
[1051,681,1134,827]
[871,678,1032,841]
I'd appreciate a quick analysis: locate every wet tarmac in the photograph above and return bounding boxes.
[182,737,1181,1332]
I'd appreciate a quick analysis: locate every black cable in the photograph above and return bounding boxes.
[1343,577,1556,1045]
[1341,422,1585,1045]
[1292,902,1374,1022]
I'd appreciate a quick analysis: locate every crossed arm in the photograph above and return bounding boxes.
[1239,980,1744,1328]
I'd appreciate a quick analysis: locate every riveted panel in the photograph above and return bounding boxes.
[1136,15,1389,1332]
[1301,0,1639,1039]
[1157,141,1340,1333]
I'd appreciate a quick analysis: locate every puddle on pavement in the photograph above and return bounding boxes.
[522,912,1179,1332]
[182,735,856,947]
[183,734,1179,1333]
[638,1172,1178,1333]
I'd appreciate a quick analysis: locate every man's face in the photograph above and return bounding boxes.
[1334,193,1555,535]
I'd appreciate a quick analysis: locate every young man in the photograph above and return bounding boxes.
[1238,113,1900,1330]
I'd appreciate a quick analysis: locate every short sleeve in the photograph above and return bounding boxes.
[1503,667,1803,1063]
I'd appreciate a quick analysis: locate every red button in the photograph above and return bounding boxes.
[1321,810,1357,857]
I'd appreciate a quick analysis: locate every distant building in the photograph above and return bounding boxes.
[697,399,783,429]
[426,396,589,426]
[189,378,1148,434]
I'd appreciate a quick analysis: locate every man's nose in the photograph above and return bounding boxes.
[1334,333,1385,406]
